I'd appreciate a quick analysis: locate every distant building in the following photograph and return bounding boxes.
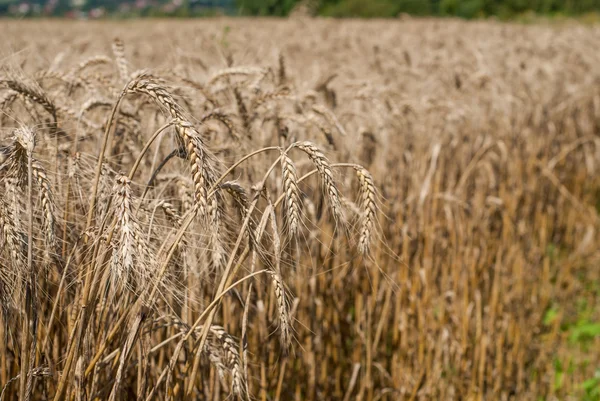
[0,0,238,16]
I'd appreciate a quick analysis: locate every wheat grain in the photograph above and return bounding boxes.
[294,141,343,222]
[280,151,301,237]
[354,166,376,255]
[31,160,56,255]
[111,174,152,292]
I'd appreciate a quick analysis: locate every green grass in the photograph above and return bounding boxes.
[543,278,600,400]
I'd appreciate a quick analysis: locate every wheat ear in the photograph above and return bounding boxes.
[112,38,129,83]
[354,166,376,255]
[280,151,301,237]
[295,141,343,221]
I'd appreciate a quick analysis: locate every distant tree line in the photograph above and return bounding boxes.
[238,0,600,18]
[0,0,598,18]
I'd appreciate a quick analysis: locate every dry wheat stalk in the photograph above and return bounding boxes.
[201,109,239,141]
[208,325,246,399]
[0,195,26,312]
[311,104,346,137]
[354,166,376,255]
[174,120,218,218]
[127,78,221,221]
[0,128,35,313]
[31,160,56,255]
[34,69,83,89]
[0,366,51,401]
[248,68,273,92]
[294,141,343,221]
[174,74,219,106]
[111,174,153,292]
[269,269,291,352]
[279,113,335,147]
[96,162,115,223]
[4,79,57,121]
[280,151,301,237]
[126,77,185,119]
[68,55,113,78]
[234,88,251,136]
[266,201,290,344]
[220,181,256,247]
[208,67,267,86]
[112,38,129,83]
[153,316,244,398]
[208,193,225,269]
[250,87,291,110]
[79,97,113,118]
[306,113,336,147]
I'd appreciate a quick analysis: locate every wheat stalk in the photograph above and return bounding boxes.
[294,141,343,221]
[280,151,301,237]
[221,181,256,247]
[111,174,153,292]
[31,160,56,256]
[68,55,113,78]
[354,166,376,255]
[4,79,57,122]
[208,67,267,86]
[112,38,129,83]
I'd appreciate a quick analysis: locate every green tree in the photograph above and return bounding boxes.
[395,0,433,15]
[236,0,297,15]
[320,0,397,17]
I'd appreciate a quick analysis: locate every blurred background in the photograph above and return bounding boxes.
[1,0,599,19]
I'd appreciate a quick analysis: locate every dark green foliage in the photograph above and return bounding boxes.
[1,0,599,17]
[441,0,486,18]
[236,0,297,15]
[317,0,600,18]
[320,0,398,17]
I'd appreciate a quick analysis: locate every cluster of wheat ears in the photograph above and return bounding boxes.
[1,18,600,401]
[0,35,381,401]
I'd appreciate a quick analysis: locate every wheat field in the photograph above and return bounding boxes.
[1,17,599,401]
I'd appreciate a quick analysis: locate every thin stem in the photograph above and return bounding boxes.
[209,146,280,192]
[19,150,34,401]
[41,242,79,354]
[139,148,184,204]
[83,204,198,378]
[146,269,268,400]
[127,121,174,181]
[54,84,129,401]
[185,156,282,396]
[86,89,126,230]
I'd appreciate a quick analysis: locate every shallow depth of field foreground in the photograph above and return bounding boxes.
[1,18,599,400]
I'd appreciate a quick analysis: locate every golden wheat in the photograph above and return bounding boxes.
[0,18,598,401]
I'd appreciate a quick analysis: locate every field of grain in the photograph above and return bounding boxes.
[1,18,599,401]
